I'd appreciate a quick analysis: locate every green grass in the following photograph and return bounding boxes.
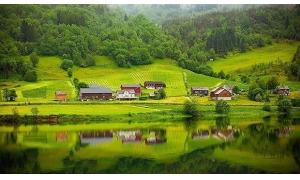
[0,104,161,116]
[22,86,47,98]
[207,41,300,73]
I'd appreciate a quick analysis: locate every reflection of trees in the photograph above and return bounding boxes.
[183,117,199,151]
[215,116,230,130]
[97,145,263,174]
[287,138,300,168]
[278,114,292,127]
[0,148,40,173]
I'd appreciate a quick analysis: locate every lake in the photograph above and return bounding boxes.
[0,115,299,174]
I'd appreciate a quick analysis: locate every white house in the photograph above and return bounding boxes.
[116,90,138,100]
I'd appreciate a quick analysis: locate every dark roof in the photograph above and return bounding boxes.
[144,81,164,84]
[55,91,66,95]
[191,87,209,91]
[80,87,112,94]
[121,84,141,88]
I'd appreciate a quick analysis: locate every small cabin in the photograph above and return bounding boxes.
[144,81,165,89]
[275,86,290,95]
[55,91,67,101]
[210,87,232,100]
[190,87,209,96]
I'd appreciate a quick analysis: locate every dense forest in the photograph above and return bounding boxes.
[0,4,300,81]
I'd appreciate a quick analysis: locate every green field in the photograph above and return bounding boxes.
[207,41,300,73]
[0,41,300,114]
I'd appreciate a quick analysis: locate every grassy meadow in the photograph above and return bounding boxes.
[0,41,300,116]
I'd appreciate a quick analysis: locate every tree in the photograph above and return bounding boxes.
[262,102,271,111]
[155,88,166,100]
[12,107,20,121]
[60,59,74,71]
[278,99,292,113]
[184,99,201,117]
[218,70,225,79]
[73,77,79,88]
[215,99,230,114]
[67,68,72,78]
[29,52,39,67]
[3,88,18,101]
[31,107,39,116]
[267,76,279,91]
[232,85,240,95]
[24,70,37,82]
[77,82,89,90]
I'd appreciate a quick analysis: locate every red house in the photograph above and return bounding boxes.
[55,91,67,101]
[144,81,164,89]
[210,87,232,100]
[120,84,141,96]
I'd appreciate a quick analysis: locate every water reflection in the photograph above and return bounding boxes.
[0,115,300,173]
[80,131,113,146]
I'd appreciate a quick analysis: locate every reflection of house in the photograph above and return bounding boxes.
[116,90,138,100]
[211,126,234,141]
[79,84,112,101]
[275,86,290,95]
[145,137,167,145]
[79,131,113,145]
[144,81,164,89]
[120,84,142,96]
[190,87,209,96]
[117,130,142,144]
[210,87,232,100]
[55,91,67,101]
[56,132,67,141]
[275,127,291,137]
[145,129,167,145]
[192,129,210,140]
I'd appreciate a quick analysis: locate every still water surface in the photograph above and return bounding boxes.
[0,115,300,174]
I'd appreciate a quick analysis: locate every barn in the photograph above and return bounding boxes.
[79,85,112,101]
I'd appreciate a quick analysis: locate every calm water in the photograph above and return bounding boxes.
[0,115,300,174]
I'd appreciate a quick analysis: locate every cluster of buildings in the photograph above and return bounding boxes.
[54,81,165,101]
[55,81,290,101]
[190,84,234,100]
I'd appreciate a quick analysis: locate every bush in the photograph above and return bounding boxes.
[184,99,201,117]
[278,99,292,113]
[61,59,74,71]
[24,70,37,82]
[291,98,300,107]
[215,99,230,114]
[262,103,271,111]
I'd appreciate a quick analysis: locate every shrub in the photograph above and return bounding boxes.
[60,59,74,71]
[262,103,271,111]
[184,99,201,117]
[215,99,230,114]
[24,70,37,82]
[278,99,292,113]
[291,98,300,107]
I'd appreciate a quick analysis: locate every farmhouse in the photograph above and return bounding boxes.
[144,81,165,89]
[274,86,290,95]
[116,90,138,100]
[210,86,232,100]
[79,85,112,101]
[79,131,113,145]
[55,90,67,101]
[190,87,209,96]
[223,84,235,93]
[120,84,142,96]
[211,126,234,141]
